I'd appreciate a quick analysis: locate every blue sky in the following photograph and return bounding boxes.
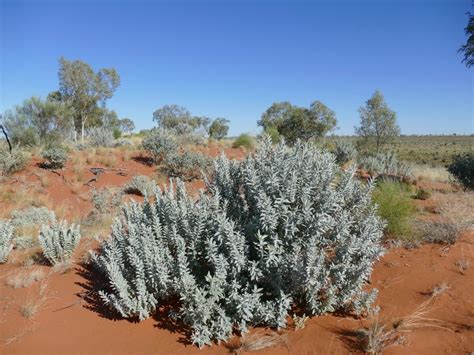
[1,0,472,136]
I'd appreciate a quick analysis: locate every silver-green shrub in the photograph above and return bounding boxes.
[92,137,385,347]
[0,220,14,263]
[39,220,81,265]
[333,141,356,165]
[41,147,68,169]
[0,145,30,176]
[164,151,210,181]
[11,207,56,229]
[123,175,155,196]
[142,129,178,163]
[358,152,412,178]
[87,127,115,148]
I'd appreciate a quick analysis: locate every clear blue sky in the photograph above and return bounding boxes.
[1,0,472,136]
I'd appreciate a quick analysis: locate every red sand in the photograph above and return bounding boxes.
[1,149,473,354]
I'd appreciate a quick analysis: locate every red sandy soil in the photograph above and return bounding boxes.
[0,149,473,354]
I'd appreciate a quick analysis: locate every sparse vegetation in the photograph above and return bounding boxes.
[41,146,68,169]
[122,175,155,196]
[0,146,30,176]
[0,220,14,263]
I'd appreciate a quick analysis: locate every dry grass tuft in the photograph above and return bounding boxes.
[411,164,453,183]
[227,330,289,354]
[20,281,52,319]
[6,268,45,289]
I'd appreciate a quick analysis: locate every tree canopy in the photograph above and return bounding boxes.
[208,118,229,139]
[258,100,337,144]
[355,90,400,152]
[459,11,474,68]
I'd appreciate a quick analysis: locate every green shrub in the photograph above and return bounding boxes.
[113,127,122,140]
[232,134,255,149]
[0,146,29,176]
[448,152,474,189]
[41,147,68,169]
[263,127,281,144]
[372,181,416,239]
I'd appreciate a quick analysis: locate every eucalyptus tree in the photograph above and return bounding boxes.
[459,10,474,67]
[58,57,120,142]
[208,118,229,139]
[355,90,400,153]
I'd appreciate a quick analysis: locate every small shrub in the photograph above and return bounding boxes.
[113,127,122,139]
[448,152,474,189]
[0,146,29,176]
[372,181,416,239]
[11,207,56,229]
[41,147,68,169]
[91,188,123,215]
[0,220,14,263]
[142,129,178,164]
[113,138,133,148]
[92,138,384,347]
[263,127,281,144]
[333,141,356,165]
[123,175,155,196]
[232,134,255,149]
[164,151,210,181]
[39,219,81,265]
[87,127,115,148]
[13,235,38,250]
[414,188,431,200]
[359,152,412,178]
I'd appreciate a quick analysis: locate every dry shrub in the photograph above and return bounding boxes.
[227,330,289,354]
[411,164,452,183]
[6,268,45,288]
[417,192,474,244]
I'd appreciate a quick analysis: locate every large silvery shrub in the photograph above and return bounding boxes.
[0,220,14,263]
[87,127,115,148]
[39,219,81,265]
[92,138,385,347]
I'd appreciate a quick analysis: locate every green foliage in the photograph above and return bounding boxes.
[2,96,73,147]
[355,90,400,153]
[333,141,356,165]
[118,118,135,135]
[459,11,474,67]
[142,129,178,163]
[153,105,210,135]
[208,118,229,139]
[448,152,474,189]
[258,100,337,145]
[39,219,81,265]
[58,57,120,142]
[92,138,384,347]
[113,127,122,139]
[163,151,210,181]
[232,134,255,149]
[372,181,415,239]
[0,145,29,176]
[0,220,14,263]
[263,126,281,144]
[41,147,68,169]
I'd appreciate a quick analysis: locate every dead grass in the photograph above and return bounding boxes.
[340,297,458,354]
[226,330,289,354]
[416,191,474,244]
[411,164,453,183]
[20,281,52,319]
[6,268,45,288]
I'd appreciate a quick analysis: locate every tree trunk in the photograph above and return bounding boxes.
[0,124,12,153]
[81,120,85,144]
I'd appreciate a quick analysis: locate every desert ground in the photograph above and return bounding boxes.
[1,137,473,355]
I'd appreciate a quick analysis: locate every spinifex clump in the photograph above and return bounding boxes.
[92,137,385,347]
